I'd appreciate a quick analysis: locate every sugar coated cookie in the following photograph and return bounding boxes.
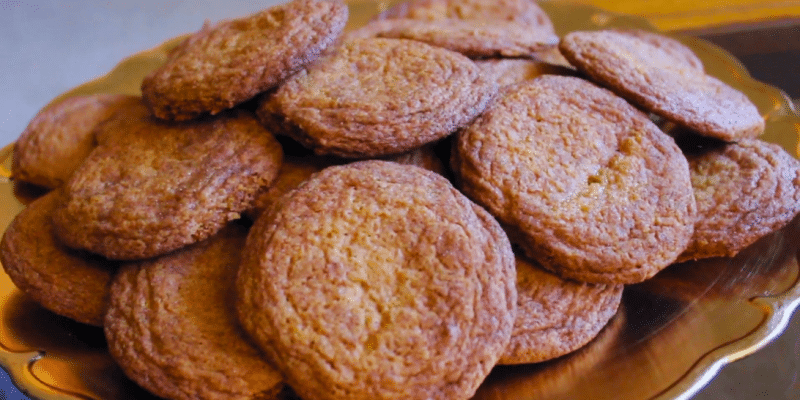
[355,0,558,58]
[679,139,800,261]
[0,191,117,326]
[142,0,348,121]
[52,101,282,260]
[236,160,516,400]
[559,29,765,141]
[500,256,623,365]
[259,37,496,158]
[12,94,139,188]
[453,75,696,284]
[104,224,285,400]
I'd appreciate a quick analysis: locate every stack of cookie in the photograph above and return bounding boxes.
[2,0,800,399]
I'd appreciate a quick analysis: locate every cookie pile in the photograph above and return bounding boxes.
[2,0,799,399]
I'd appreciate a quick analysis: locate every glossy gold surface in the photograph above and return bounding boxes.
[0,1,799,399]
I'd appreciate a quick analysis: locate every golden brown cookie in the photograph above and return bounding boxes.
[453,75,696,284]
[236,160,516,400]
[344,18,558,58]
[104,223,285,400]
[559,29,765,141]
[383,141,447,176]
[141,0,348,121]
[351,0,558,58]
[244,153,339,221]
[376,0,554,28]
[678,139,800,261]
[475,58,576,88]
[499,255,623,365]
[246,142,447,221]
[52,100,283,260]
[12,94,139,188]
[0,191,117,326]
[258,37,496,158]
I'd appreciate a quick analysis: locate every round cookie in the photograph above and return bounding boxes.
[559,29,765,141]
[244,153,338,221]
[383,142,447,176]
[52,100,283,260]
[678,139,800,261]
[452,75,696,284]
[0,190,117,326]
[141,0,348,121]
[376,0,555,29]
[236,160,516,400]
[344,18,558,59]
[12,94,140,189]
[104,223,285,400]
[499,255,623,365]
[356,0,558,58]
[258,37,496,158]
[475,58,576,88]
[246,143,447,221]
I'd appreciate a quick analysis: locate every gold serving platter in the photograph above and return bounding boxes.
[1,1,799,399]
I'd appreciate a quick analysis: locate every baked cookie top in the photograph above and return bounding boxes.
[351,0,558,58]
[475,58,576,88]
[453,75,696,284]
[236,160,516,400]
[259,37,496,158]
[679,139,800,261]
[344,18,558,58]
[141,0,348,121]
[559,29,765,141]
[52,101,283,260]
[0,190,117,327]
[500,255,623,365]
[376,0,555,28]
[104,224,284,400]
[12,94,139,189]
[246,143,446,221]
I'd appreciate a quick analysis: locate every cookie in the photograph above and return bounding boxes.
[452,75,696,284]
[559,29,765,141]
[376,0,555,28]
[678,139,800,261]
[0,191,117,326]
[258,37,496,158]
[384,142,447,176]
[104,223,285,400]
[246,142,446,221]
[141,0,348,121]
[475,58,576,88]
[236,160,516,400]
[499,255,623,365]
[12,94,139,188]
[350,0,558,58]
[52,100,283,260]
[244,153,338,221]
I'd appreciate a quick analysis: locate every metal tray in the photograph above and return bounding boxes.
[0,1,799,399]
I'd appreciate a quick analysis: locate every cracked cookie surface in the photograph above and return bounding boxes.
[500,255,623,365]
[236,160,516,400]
[0,191,117,326]
[559,29,764,141]
[12,94,139,188]
[259,37,496,158]
[52,101,282,260]
[453,75,696,284]
[353,0,558,58]
[105,224,284,400]
[679,139,800,261]
[141,0,347,121]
